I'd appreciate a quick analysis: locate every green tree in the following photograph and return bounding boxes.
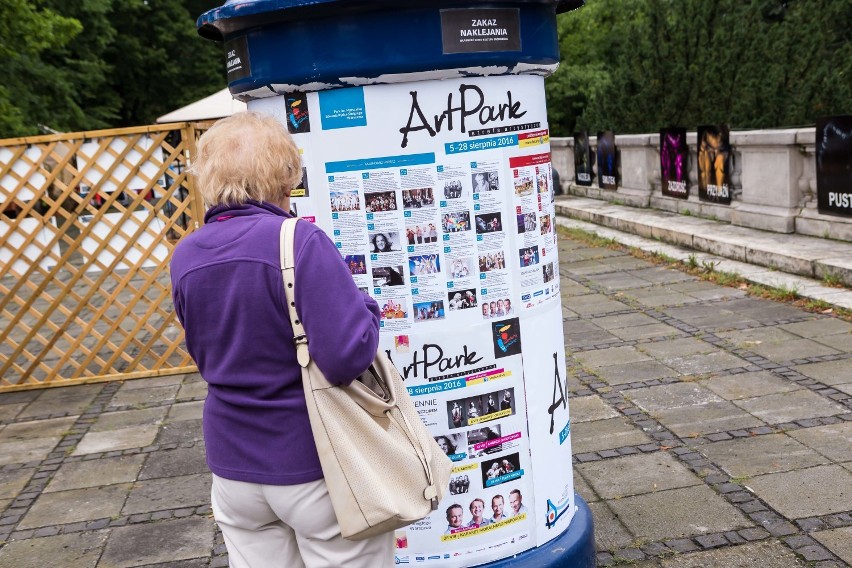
[0,0,82,136]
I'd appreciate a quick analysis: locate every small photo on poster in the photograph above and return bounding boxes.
[472,171,499,193]
[443,179,466,200]
[542,261,556,283]
[292,168,309,197]
[519,245,540,268]
[449,474,472,495]
[492,317,522,358]
[448,256,474,279]
[404,222,438,244]
[343,254,366,275]
[481,298,513,319]
[434,433,466,460]
[446,387,516,429]
[537,168,550,194]
[481,452,522,488]
[442,211,471,233]
[379,298,407,321]
[660,127,688,198]
[466,424,504,457]
[516,212,537,234]
[413,300,445,322]
[475,212,502,234]
[513,174,535,197]
[285,93,310,134]
[330,190,360,212]
[539,213,552,235]
[370,231,402,253]
[409,253,441,275]
[394,335,410,352]
[574,131,594,186]
[698,124,733,204]
[596,130,618,190]
[365,190,398,212]
[447,288,477,311]
[478,251,506,273]
[372,265,405,287]
[402,187,435,209]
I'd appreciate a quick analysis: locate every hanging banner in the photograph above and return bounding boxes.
[697,125,732,204]
[816,115,852,217]
[659,127,688,199]
[249,74,571,566]
[596,130,618,190]
[573,131,593,187]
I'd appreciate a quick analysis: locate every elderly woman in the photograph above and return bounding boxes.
[170,112,391,567]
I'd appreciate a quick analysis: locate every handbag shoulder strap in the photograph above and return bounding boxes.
[279,217,311,368]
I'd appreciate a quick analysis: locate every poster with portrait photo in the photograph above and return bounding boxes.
[443,178,466,200]
[329,190,360,212]
[574,131,594,186]
[409,254,441,276]
[364,190,397,212]
[369,231,401,253]
[475,212,502,234]
[481,451,522,488]
[478,251,506,273]
[596,130,618,190]
[413,300,445,322]
[447,288,477,311]
[446,387,516,430]
[402,187,435,209]
[434,432,466,461]
[697,125,732,204]
[471,171,499,193]
[542,262,555,283]
[539,213,552,235]
[343,254,366,275]
[442,211,471,233]
[379,298,408,322]
[519,245,539,268]
[660,127,688,198]
[447,256,474,280]
[285,93,310,134]
[372,265,405,287]
[513,174,535,197]
[816,115,852,217]
[516,212,537,234]
[448,473,472,495]
[404,222,438,245]
[481,297,514,319]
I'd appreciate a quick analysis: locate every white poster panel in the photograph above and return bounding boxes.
[249,75,570,565]
[520,308,575,546]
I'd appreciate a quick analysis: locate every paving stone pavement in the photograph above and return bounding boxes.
[0,226,850,567]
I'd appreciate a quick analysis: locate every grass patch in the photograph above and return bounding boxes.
[822,273,844,287]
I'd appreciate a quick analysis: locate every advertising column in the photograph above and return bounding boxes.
[248,75,574,566]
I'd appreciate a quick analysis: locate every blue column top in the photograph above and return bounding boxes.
[197,0,584,99]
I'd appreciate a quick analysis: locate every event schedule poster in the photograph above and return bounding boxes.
[697,124,732,204]
[596,130,618,190]
[573,131,593,186]
[250,75,571,565]
[660,127,688,198]
[816,115,852,217]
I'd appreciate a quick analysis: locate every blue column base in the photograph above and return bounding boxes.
[477,494,595,568]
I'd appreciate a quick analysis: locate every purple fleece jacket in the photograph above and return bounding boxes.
[170,201,380,485]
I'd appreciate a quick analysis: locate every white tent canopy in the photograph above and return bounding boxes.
[156,88,246,123]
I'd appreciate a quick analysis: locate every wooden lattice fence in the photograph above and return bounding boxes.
[0,123,207,391]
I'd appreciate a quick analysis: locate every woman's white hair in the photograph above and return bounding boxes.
[190,111,302,208]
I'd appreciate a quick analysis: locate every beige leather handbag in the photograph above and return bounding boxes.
[279,218,452,541]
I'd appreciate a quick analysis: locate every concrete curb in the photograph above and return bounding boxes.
[554,197,852,311]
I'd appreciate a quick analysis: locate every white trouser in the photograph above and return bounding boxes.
[211,474,394,568]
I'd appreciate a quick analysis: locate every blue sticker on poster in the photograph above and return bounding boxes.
[319,87,367,130]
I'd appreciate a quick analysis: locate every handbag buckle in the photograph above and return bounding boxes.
[293,334,307,345]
